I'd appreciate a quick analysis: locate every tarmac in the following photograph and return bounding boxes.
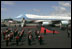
[1,25,71,48]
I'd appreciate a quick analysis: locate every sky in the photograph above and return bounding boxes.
[1,1,71,20]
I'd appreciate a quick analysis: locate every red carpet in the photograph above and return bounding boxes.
[40,27,59,33]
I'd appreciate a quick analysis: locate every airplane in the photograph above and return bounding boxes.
[25,14,71,20]
[15,14,71,27]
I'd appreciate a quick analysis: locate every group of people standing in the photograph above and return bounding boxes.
[27,29,44,45]
[2,28,25,46]
[2,27,44,46]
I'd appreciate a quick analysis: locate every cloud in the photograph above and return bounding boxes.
[53,6,66,11]
[1,1,15,5]
[52,6,66,14]
[51,6,71,17]
[51,1,71,17]
[59,1,71,7]
[1,8,7,11]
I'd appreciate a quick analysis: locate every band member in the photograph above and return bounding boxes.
[3,32,6,40]
[19,31,24,42]
[28,34,32,45]
[28,30,32,34]
[38,35,43,45]
[3,29,9,40]
[5,35,10,46]
[10,31,14,42]
[16,36,19,46]
[31,34,35,41]
[36,31,40,39]
[8,28,11,34]
[35,30,38,39]
[35,30,37,36]
[14,29,18,37]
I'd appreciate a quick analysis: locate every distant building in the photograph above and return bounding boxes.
[1,18,21,27]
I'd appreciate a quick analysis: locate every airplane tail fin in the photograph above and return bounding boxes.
[15,14,23,19]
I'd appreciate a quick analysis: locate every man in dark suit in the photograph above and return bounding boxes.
[44,29,46,35]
